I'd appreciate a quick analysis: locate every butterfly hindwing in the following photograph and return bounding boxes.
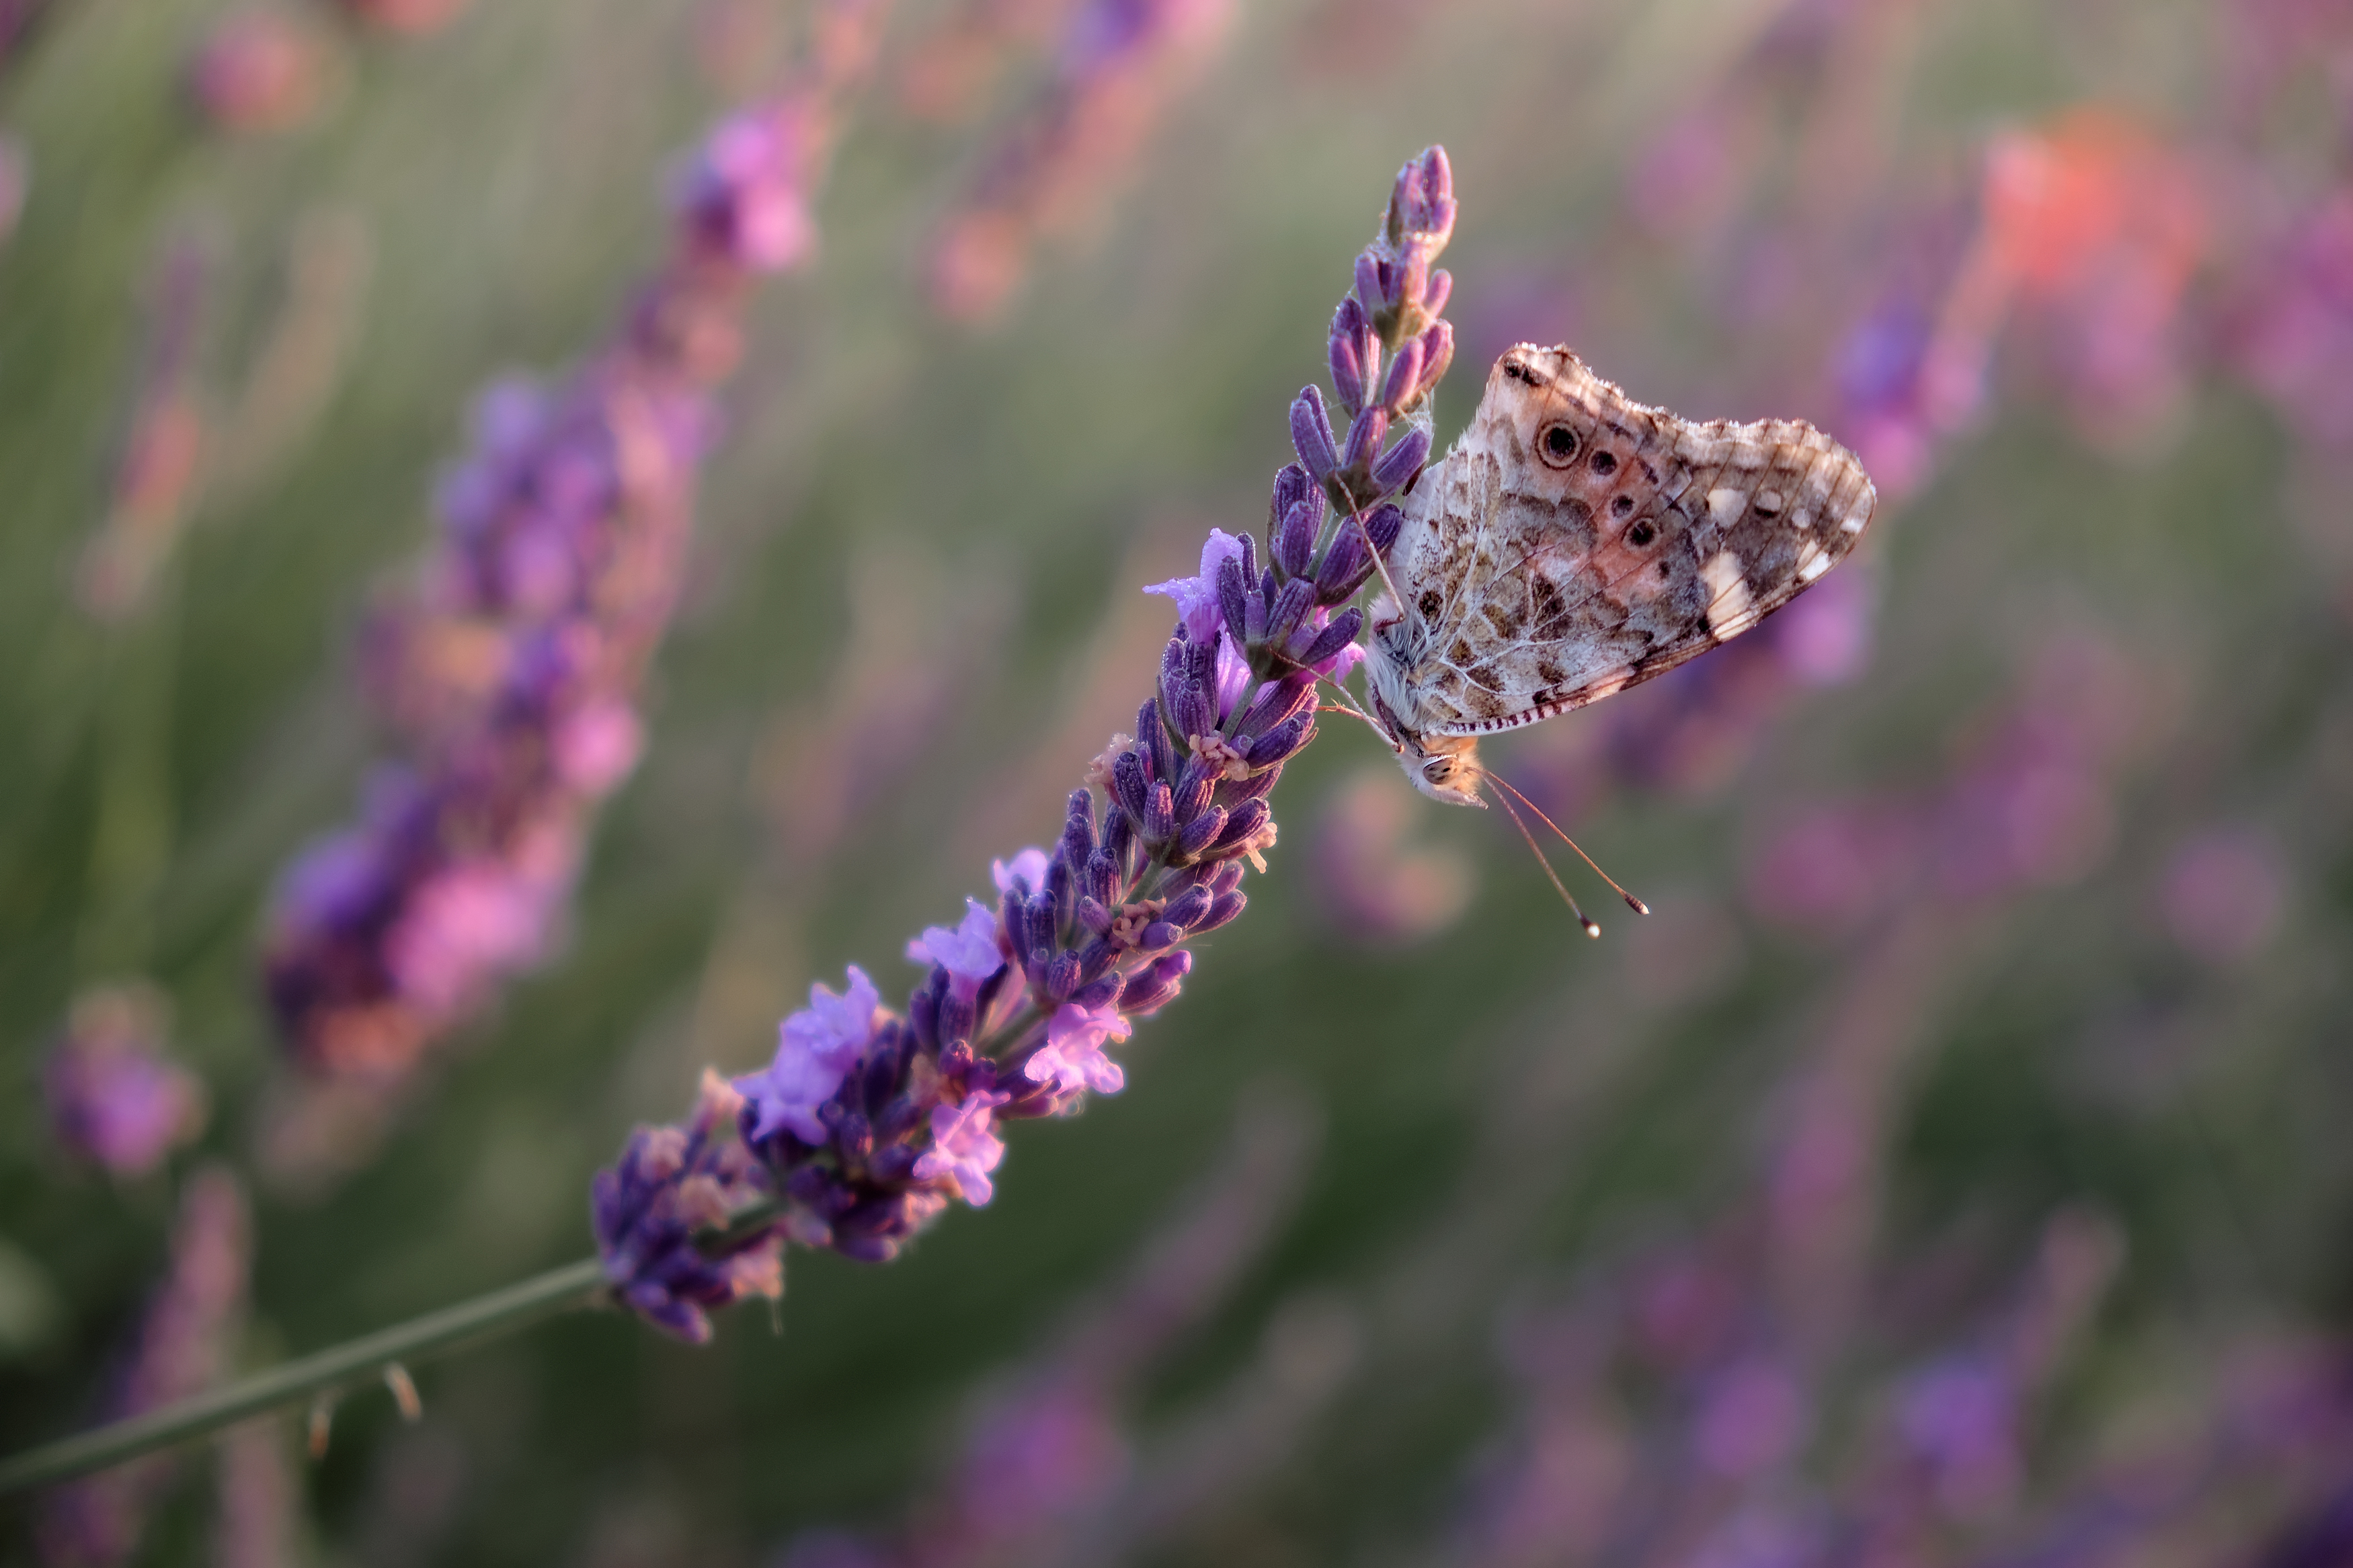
[1393,343,1876,739]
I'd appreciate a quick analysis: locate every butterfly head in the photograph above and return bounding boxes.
[1398,733,1486,809]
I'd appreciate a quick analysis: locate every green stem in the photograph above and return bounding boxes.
[0,1256,611,1497]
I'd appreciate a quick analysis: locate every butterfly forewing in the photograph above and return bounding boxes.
[1386,344,1876,741]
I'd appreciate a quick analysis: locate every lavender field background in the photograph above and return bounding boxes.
[6,0,2353,1561]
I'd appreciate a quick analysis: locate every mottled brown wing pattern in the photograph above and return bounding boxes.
[1396,343,1876,738]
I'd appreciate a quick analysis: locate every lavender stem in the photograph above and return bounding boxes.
[0,1255,611,1497]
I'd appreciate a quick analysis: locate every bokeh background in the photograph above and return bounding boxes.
[6,0,2353,1561]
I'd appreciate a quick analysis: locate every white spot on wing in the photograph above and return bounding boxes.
[1701,550,1754,637]
[1798,546,1831,582]
[1708,487,1745,524]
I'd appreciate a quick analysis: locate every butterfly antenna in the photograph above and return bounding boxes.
[1481,772,1602,938]
[1484,770,1651,917]
[1316,686,1388,739]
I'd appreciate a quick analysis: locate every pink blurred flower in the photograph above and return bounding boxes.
[185,10,334,135]
[2159,826,2288,964]
[43,985,208,1178]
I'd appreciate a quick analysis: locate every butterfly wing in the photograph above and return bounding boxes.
[1394,343,1876,738]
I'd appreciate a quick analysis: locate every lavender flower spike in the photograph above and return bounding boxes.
[592,147,1457,1331]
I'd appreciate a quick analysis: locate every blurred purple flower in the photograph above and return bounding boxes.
[43,985,207,1179]
[37,1167,250,1568]
[927,0,1235,320]
[777,1094,1318,1565]
[1694,1355,1809,1479]
[261,2,889,1115]
[1308,766,1474,946]
[2229,191,2353,448]
[676,108,818,273]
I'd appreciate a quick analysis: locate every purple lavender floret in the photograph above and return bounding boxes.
[592,148,1458,1327]
[592,1071,784,1344]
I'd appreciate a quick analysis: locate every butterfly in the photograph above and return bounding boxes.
[1362,343,1878,811]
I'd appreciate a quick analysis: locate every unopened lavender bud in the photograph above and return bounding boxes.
[1163,884,1214,927]
[1044,950,1080,1002]
[1076,938,1118,985]
[1396,251,1431,317]
[1213,800,1269,854]
[1342,405,1389,470]
[1138,921,1181,951]
[1328,312,1367,416]
[1144,781,1176,845]
[1111,749,1150,828]
[1216,552,1251,644]
[936,987,975,1050]
[1290,385,1341,483]
[1240,672,1318,735]
[1275,495,1320,578]
[1077,896,1113,936]
[1105,805,1138,872]
[1197,891,1246,932]
[1370,427,1431,494]
[1379,337,1424,415]
[1415,319,1454,399]
[1070,973,1124,1011]
[1354,252,1385,318]
[1210,860,1246,895]
[1122,951,1193,1014]
[1318,528,1369,603]
[1172,759,1218,826]
[1264,576,1316,652]
[1177,807,1227,859]
[1246,714,1314,770]
[1143,700,1179,784]
[836,1111,873,1162]
[1423,269,1453,323]
[1012,893,1049,968]
[909,975,941,1048]
[1301,609,1361,668]
[1158,636,1188,711]
[1388,147,1454,243]
[1084,848,1120,909]
[1365,501,1404,553]
[1270,462,1314,528]
[1046,856,1076,935]
[1225,768,1281,803]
